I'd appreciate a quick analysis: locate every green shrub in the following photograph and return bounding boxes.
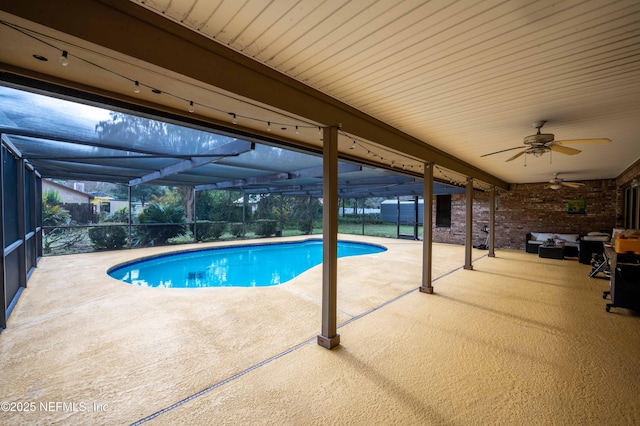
[255,219,278,237]
[42,203,71,227]
[106,208,129,224]
[136,203,186,245]
[192,221,227,241]
[88,225,127,250]
[298,218,314,235]
[229,222,246,238]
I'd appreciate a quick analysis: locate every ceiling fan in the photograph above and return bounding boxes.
[545,173,585,190]
[481,120,611,162]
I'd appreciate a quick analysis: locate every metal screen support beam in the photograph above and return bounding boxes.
[193,188,198,243]
[489,187,496,257]
[361,198,365,235]
[129,140,253,186]
[464,177,474,270]
[127,186,132,249]
[420,163,434,294]
[0,137,6,331]
[396,195,401,238]
[414,195,419,240]
[318,125,340,349]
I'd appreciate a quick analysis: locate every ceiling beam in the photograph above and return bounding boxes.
[0,0,508,190]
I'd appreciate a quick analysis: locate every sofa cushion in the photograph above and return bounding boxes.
[556,233,580,242]
[530,232,555,241]
[583,235,610,241]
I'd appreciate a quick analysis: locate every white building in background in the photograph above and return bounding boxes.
[109,200,143,216]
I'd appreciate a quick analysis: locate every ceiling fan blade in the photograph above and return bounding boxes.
[549,145,581,155]
[555,138,611,145]
[480,146,523,157]
[561,181,585,188]
[506,149,527,162]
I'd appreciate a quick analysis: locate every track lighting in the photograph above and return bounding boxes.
[59,50,69,66]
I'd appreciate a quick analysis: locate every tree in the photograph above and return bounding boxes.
[196,190,243,222]
[42,190,85,253]
[95,112,232,221]
[43,189,62,206]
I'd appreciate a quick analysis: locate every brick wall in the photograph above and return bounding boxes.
[431,179,619,250]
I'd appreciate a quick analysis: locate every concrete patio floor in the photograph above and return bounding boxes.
[1,235,639,425]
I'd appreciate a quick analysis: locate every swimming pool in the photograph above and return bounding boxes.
[108,239,386,288]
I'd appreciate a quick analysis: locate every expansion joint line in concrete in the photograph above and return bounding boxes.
[130,253,489,425]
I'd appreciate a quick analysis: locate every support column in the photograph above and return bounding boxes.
[464,177,473,270]
[318,125,340,349]
[193,188,198,243]
[127,186,132,249]
[489,186,496,257]
[242,190,247,235]
[414,195,419,240]
[396,195,401,238]
[420,163,434,293]
[361,198,365,235]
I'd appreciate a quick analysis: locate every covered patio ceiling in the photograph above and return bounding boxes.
[1,0,637,191]
[0,85,465,198]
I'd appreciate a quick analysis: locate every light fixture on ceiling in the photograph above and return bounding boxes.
[133,81,140,93]
[530,147,547,157]
[549,183,562,190]
[59,50,69,66]
[188,101,195,113]
[267,121,271,132]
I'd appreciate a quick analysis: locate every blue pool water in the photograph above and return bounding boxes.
[108,239,386,288]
